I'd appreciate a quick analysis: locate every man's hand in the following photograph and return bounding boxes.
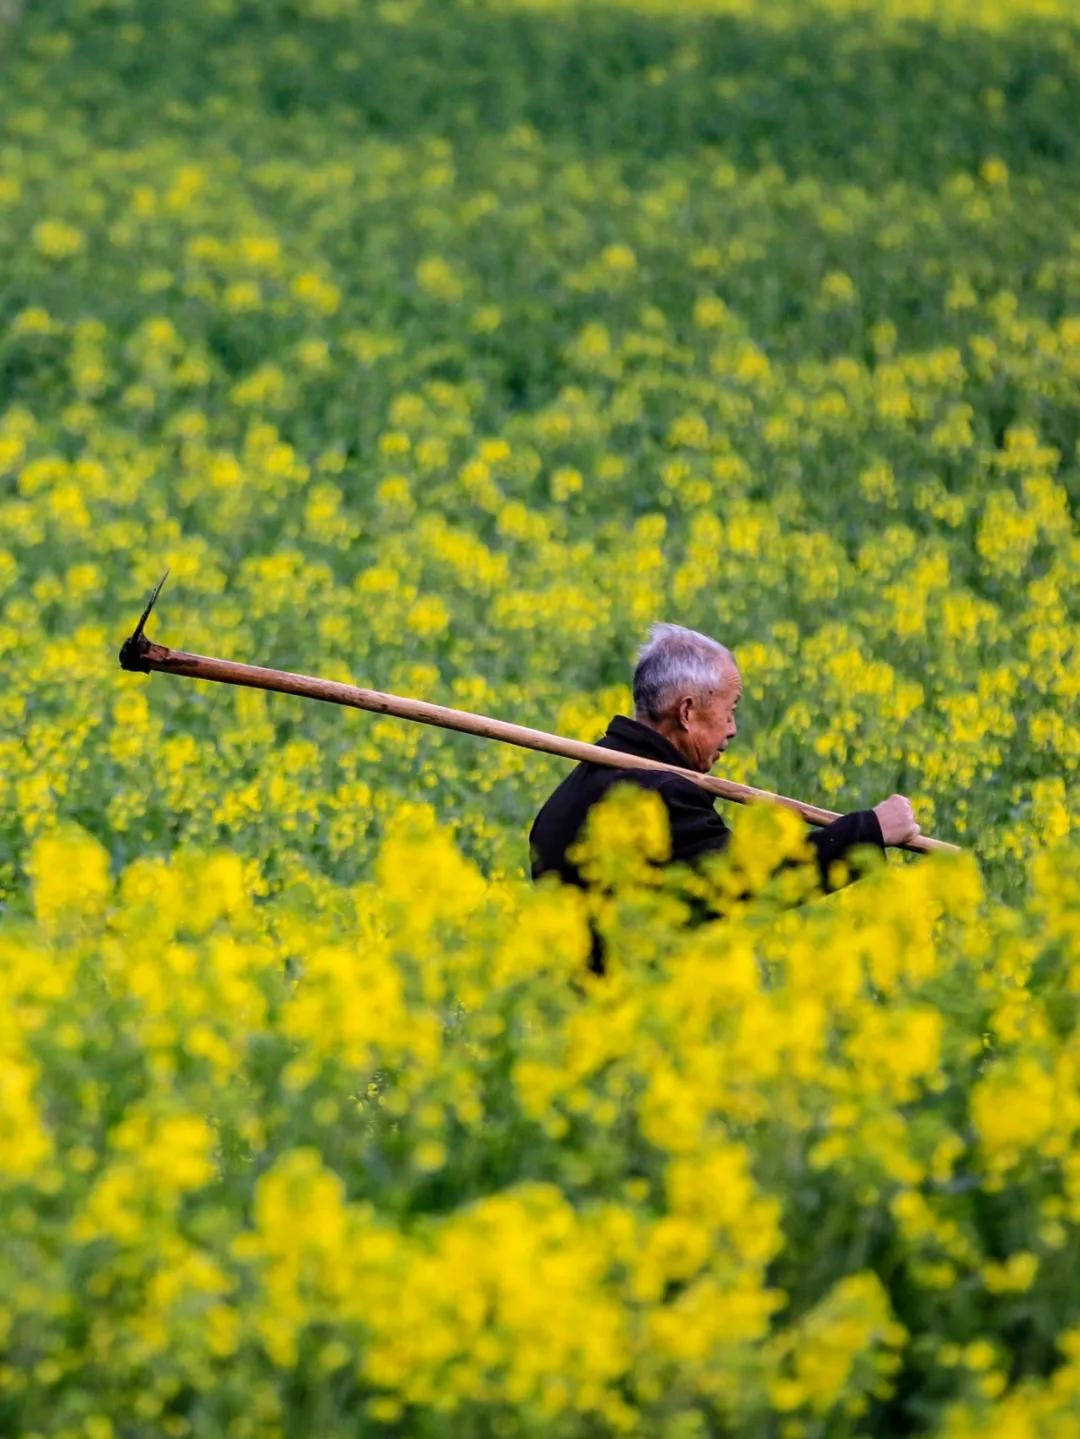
[872,793,921,846]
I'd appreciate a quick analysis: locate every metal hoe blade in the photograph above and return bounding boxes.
[118,569,169,672]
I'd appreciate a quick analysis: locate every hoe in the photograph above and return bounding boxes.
[119,571,959,856]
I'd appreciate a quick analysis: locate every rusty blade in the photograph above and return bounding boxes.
[118,568,169,671]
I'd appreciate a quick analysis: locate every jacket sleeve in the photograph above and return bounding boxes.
[805,808,885,892]
[657,777,884,892]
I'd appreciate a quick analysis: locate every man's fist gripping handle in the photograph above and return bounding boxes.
[873,793,921,846]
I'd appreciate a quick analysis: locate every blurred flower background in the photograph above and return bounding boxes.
[0,0,1077,1435]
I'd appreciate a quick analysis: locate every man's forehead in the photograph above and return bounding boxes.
[715,664,741,700]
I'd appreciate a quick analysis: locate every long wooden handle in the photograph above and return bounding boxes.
[124,638,960,855]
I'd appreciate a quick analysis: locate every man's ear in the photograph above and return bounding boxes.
[678,694,694,728]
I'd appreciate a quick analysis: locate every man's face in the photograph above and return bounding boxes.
[679,665,742,772]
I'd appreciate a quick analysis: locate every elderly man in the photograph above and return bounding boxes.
[529,623,919,963]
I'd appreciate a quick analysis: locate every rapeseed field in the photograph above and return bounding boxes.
[0,0,1077,1434]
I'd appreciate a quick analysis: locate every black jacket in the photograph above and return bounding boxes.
[529,716,884,963]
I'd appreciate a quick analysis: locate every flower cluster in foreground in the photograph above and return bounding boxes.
[2,804,1078,1437]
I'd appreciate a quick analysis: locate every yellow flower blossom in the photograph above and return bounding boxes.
[32,218,85,259]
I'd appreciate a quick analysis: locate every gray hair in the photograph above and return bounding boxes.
[632,622,734,722]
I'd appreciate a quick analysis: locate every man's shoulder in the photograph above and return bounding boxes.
[531,756,661,827]
[654,771,718,807]
[596,766,722,814]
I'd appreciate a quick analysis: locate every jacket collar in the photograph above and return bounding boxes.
[600,714,698,772]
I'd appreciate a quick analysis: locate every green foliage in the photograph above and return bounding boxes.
[0,0,1078,1433]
